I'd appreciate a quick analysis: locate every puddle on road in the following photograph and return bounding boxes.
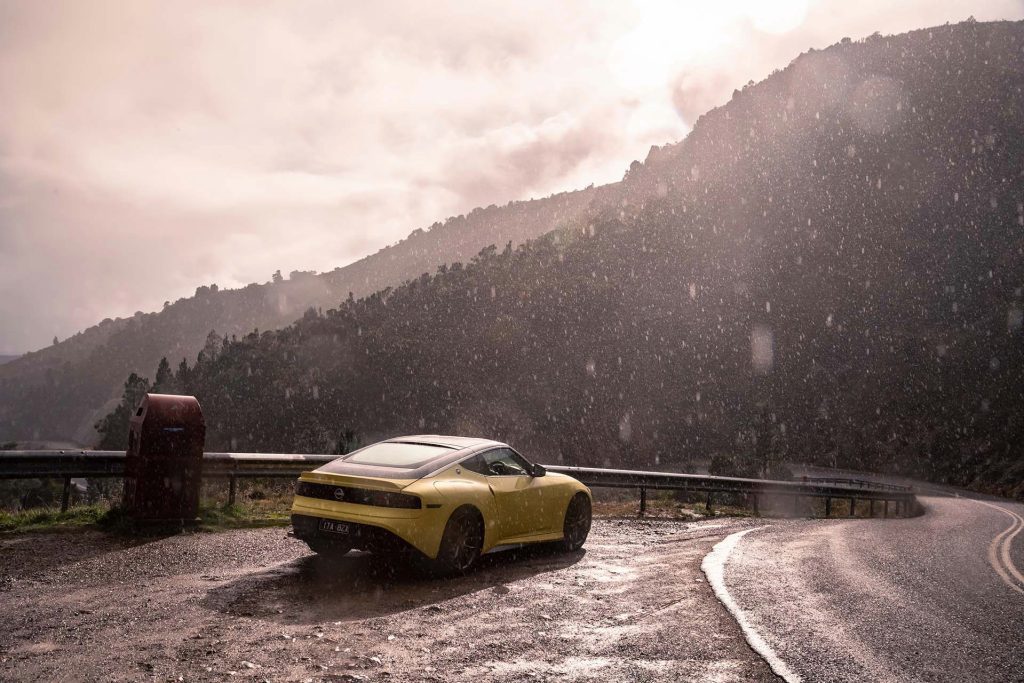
[484,655,615,680]
[203,546,584,625]
[11,640,59,655]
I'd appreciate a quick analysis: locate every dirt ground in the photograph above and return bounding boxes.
[0,518,777,682]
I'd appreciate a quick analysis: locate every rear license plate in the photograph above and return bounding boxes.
[319,519,350,535]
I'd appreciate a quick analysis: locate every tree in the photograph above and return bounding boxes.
[94,373,151,450]
[52,336,59,346]
[175,358,192,394]
[336,429,361,455]
[272,270,283,284]
[152,357,174,394]
[201,330,222,363]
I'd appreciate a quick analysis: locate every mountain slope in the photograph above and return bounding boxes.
[165,20,1024,497]
[0,186,606,443]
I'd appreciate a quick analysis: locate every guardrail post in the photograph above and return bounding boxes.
[228,473,237,506]
[792,495,800,517]
[61,476,71,513]
[752,495,760,516]
[825,497,832,517]
[706,492,714,515]
[883,499,889,518]
[870,500,877,517]
[849,497,856,516]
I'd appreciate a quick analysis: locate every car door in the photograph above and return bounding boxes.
[477,448,546,540]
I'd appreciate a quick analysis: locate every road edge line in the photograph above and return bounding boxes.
[973,499,1024,594]
[701,526,802,683]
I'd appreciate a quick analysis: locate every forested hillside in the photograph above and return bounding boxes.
[0,186,604,443]
[112,21,1024,498]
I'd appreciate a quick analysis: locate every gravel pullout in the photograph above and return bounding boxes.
[0,517,778,682]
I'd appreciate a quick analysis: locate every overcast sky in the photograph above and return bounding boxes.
[1,0,1020,354]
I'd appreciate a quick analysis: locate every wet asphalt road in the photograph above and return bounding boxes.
[724,495,1024,682]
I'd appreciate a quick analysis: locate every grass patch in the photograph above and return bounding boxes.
[0,504,110,533]
[0,499,291,535]
[196,502,290,531]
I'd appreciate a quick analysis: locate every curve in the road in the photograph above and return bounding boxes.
[974,499,1024,594]
[702,526,802,683]
[714,497,1024,682]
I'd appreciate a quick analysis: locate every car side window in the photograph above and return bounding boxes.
[480,448,531,476]
[460,453,489,475]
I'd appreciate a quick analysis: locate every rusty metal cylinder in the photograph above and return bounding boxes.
[122,394,205,524]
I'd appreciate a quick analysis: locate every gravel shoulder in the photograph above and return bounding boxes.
[0,517,776,682]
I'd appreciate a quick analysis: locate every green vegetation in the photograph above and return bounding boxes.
[195,503,290,531]
[0,504,110,533]
[94,373,151,450]
[82,21,1024,502]
[0,484,293,534]
[0,185,597,444]
[8,21,1024,503]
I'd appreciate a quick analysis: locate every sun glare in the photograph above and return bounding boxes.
[744,0,809,34]
[610,0,810,91]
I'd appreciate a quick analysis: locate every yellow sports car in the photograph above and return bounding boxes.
[290,435,592,573]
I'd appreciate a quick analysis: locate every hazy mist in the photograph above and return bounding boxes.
[1,0,1019,353]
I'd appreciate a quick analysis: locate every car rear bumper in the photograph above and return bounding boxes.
[290,513,424,555]
[290,497,448,558]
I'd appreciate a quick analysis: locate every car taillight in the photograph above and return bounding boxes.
[295,481,421,509]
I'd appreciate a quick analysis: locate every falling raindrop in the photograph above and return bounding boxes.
[751,325,774,374]
[618,413,632,443]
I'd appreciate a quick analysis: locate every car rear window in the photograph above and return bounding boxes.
[332,442,456,469]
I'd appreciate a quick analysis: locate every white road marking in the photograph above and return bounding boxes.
[701,526,802,683]
[974,500,1024,595]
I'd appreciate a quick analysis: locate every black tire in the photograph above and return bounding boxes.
[561,493,592,551]
[431,506,484,575]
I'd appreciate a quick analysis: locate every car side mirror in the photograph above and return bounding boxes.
[531,464,546,477]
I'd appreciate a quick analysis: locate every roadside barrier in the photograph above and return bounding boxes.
[545,465,918,518]
[0,451,917,518]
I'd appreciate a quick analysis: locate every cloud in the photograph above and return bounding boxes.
[0,0,1020,352]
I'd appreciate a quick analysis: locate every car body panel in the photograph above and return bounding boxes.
[290,436,590,559]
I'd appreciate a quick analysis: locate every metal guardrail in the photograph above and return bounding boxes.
[0,450,334,511]
[0,450,917,518]
[797,475,913,493]
[0,450,335,479]
[545,465,917,517]
[0,450,128,479]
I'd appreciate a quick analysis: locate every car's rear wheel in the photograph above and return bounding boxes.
[432,506,483,575]
[561,493,592,551]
